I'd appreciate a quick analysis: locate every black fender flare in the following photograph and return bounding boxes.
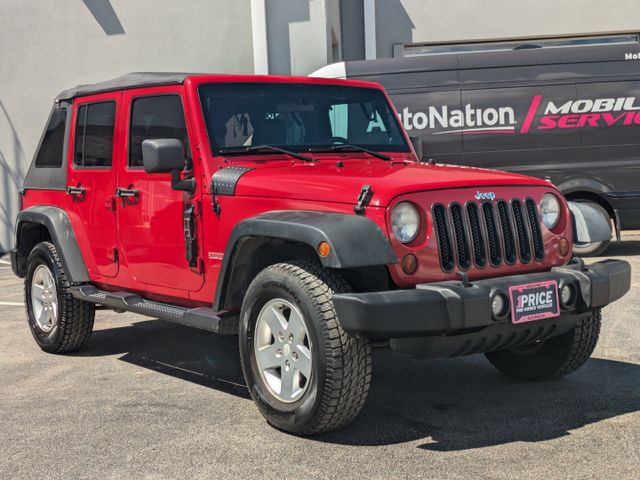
[554,175,613,197]
[213,210,397,311]
[14,206,90,283]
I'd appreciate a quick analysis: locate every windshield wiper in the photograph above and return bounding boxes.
[310,144,391,161]
[219,145,313,162]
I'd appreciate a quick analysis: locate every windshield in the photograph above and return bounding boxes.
[199,82,409,154]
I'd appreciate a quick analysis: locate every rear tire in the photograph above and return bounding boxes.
[485,310,601,381]
[25,242,95,353]
[571,200,611,257]
[239,261,372,435]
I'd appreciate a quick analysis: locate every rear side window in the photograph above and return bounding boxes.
[74,101,116,168]
[34,108,67,168]
[129,95,189,167]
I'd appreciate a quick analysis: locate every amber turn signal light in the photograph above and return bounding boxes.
[558,237,570,257]
[318,241,331,257]
[401,254,418,275]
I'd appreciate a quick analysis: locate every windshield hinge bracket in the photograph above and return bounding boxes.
[354,185,373,215]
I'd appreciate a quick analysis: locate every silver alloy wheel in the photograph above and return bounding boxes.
[254,298,313,403]
[31,264,58,333]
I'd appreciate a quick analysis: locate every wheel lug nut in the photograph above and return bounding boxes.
[276,349,282,357]
[278,332,284,342]
[288,333,294,343]
[292,352,298,360]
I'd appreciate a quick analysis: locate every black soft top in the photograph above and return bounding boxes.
[55,72,195,102]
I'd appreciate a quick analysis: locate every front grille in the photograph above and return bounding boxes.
[433,198,544,272]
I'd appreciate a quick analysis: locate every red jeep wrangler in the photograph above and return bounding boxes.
[11,73,631,435]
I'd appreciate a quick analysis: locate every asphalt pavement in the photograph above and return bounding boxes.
[1,236,639,479]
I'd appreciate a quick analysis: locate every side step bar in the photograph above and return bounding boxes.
[70,285,238,335]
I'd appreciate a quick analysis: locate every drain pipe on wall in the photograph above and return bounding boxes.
[251,0,270,74]
[364,0,377,60]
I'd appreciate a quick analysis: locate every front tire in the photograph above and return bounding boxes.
[25,242,95,353]
[239,261,372,435]
[485,310,601,381]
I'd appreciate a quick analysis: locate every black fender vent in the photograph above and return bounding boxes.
[211,166,253,196]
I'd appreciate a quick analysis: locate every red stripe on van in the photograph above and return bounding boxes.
[521,95,543,134]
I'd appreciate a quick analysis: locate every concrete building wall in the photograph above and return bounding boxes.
[0,0,255,252]
[265,0,341,76]
[373,0,640,58]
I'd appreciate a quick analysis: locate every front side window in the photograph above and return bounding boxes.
[73,101,116,168]
[35,108,67,168]
[199,83,409,154]
[129,95,189,167]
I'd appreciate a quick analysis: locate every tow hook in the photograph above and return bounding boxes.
[457,271,472,287]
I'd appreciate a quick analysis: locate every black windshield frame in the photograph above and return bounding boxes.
[198,82,410,156]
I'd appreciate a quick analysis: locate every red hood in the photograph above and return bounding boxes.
[231,157,552,207]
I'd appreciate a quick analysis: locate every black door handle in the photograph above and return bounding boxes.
[67,186,85,196]
[115,188,139,198]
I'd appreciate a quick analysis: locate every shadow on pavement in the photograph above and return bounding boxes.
[320,352,640,450]
[602,239,640,257]
[80,318,640,450]
[80,319,250,399]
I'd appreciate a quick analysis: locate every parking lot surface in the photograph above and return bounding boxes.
[1,236,639,480]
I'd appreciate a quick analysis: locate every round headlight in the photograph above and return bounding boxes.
[540,193,561,229]
[391,202,420,244]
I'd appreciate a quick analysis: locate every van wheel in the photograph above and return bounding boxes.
[239,261,372,435]
[25,242,95,353]
[571,200,611,257]
[485,310,601,381]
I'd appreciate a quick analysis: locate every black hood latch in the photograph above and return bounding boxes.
[354,185,373,215]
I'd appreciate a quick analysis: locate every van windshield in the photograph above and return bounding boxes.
[198,82,409,155]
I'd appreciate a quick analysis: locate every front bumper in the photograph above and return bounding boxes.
[333,259,631,342]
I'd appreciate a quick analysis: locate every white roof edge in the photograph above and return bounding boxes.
[309,62,347,79]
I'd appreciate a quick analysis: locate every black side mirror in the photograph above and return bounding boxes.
[142,138,185,173]
[409,136,423,161]
[141,138,195,193]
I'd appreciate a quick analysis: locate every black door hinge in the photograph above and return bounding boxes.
[184,204,198,267]
[212,196,221,215]
[354,185,372,214]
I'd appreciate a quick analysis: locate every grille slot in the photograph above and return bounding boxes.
[497,200,517,265]
[450,203,471,270]
[435,197,544,272]
[433,204,454,272]
[512,199,531,263]
[482,202,502,266]
[526,198,545,260]
[466,202,486,267]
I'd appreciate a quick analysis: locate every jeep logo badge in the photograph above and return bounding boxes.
[474,190,496,201]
